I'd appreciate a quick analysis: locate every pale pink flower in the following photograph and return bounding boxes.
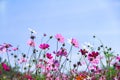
[91,58,99,64]
[18,57,27,64]
[55,34,64,43]
[0,48,7,53]
[114,76,118,80]
[36,63,43,68]
[0,43,12,53]
[71,38,79,48]
[99,75,106,80]
[88,65,99,72]
[12,47,18,51]
[116,56,120,61]
[55,77,60,80]
[27,40,35,47]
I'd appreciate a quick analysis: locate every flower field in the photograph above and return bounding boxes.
[0,29,120,80]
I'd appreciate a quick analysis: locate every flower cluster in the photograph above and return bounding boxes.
[0,30,120,80]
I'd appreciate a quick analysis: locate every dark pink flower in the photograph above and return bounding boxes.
[1,63,10,71]
[71,38,79,48]
[39,43,49,50]
[55,34,64,43]
[27,40,35,47]
[46,53,53,59]
[79,49,88,55]
[114,62,120,70]
[3,43,12,48]
[24,74,34,80]
[88,51,99,58]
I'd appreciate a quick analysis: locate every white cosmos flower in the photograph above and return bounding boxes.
[84,76,91,80]
[84,42,93,48]
[28,28,37,34]
[81,44,90,52]
[67,38,72,45]
[81,42,93,52]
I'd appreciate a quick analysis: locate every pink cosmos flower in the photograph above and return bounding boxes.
[55,48,67,57]
[1,63,10,71]
[0,48,7,53]
[99,75,106,80]
[114,62,120,70]
[39,43,49,50]
[46,53,53,59]
[36,63,43,68]
[91,58,99,64]
[18,57,27,64]
[116,56,120,61]
[55,34,64,43]
[12,47,18,51]
[27,40,35,47]
[24,74,34,80]
[46,59,59,71]
[0,43,12,53]
[89,65,97,72]
[71,38,79,48]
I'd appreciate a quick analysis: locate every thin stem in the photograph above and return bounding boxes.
[6,51,11,66]
[60,45,73,72]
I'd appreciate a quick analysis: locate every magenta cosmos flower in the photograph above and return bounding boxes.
[70,38,79,48]
[88,51,99,58]
[39,43,49,50]
[79,49,88,55]
[1,63,10,71]
[46,53,53,59]
[55,34,64,43]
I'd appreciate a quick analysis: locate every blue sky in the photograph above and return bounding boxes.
[0,0,120,53]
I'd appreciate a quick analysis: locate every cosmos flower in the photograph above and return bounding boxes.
[79,49,88,55]
[28,28,37,34]
[0,43,12,53]
[18,57,27,64]
[12,47,18,51]
[27,40,35,47]
[68,38,79,48]
[88,51,99,58]
[24,74,34,80]
[114,62,120,70]
[116,56,120,61]
[55,48,67,57]
[39,43,49,50]
[55,34,64,43]
[46,53,53,59]
[84,42,93,48]
[1,63,10,71]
